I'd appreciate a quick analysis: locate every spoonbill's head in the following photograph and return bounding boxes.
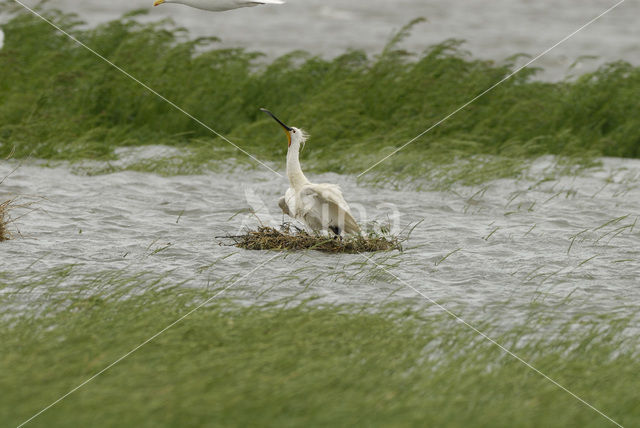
[260,108,307,149]
[153,0,166,5]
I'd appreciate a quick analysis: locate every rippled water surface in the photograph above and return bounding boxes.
[2,154,639,326]
[13,0,640,80]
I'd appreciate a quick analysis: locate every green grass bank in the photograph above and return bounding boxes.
[1,271,638,427]
[0,8,639,183]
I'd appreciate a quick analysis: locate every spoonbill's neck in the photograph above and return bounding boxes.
[286,134,309,190]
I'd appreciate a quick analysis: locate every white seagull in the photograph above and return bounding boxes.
[153,0,284,12]
[261,109,361,236]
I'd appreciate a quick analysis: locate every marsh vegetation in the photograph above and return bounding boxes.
[1,271,638,427]
[0,10,639,185]
[1,5,639,428]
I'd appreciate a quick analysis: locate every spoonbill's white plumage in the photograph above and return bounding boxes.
[153,0,284,12]
[261,109,361,236]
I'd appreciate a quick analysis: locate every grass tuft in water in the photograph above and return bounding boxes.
[219,224,402,253]
[0,161,15,241]
[0,198,10,241]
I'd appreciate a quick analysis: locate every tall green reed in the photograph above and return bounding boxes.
[0,9,638,181]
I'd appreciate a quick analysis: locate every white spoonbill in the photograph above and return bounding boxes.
[153,0,284,12]
[261,108,361,236]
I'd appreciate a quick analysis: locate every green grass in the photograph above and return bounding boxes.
[1,270,638,427]
[2,7,639,426]
[0,8,639,185]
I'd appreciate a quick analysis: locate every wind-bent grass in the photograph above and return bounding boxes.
[1,9,639,185]
[1,271,639,427]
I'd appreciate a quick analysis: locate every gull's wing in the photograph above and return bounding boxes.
[247,0,284,4]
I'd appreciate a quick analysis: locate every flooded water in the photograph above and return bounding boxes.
[2,0,639,327]
[2,152,639,326]
[13,0,640,80]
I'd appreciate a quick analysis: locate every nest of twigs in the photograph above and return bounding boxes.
[219,224,402,253]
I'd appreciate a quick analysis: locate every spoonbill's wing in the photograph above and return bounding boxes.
[278,187,296,217]
[298,183,360,234]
